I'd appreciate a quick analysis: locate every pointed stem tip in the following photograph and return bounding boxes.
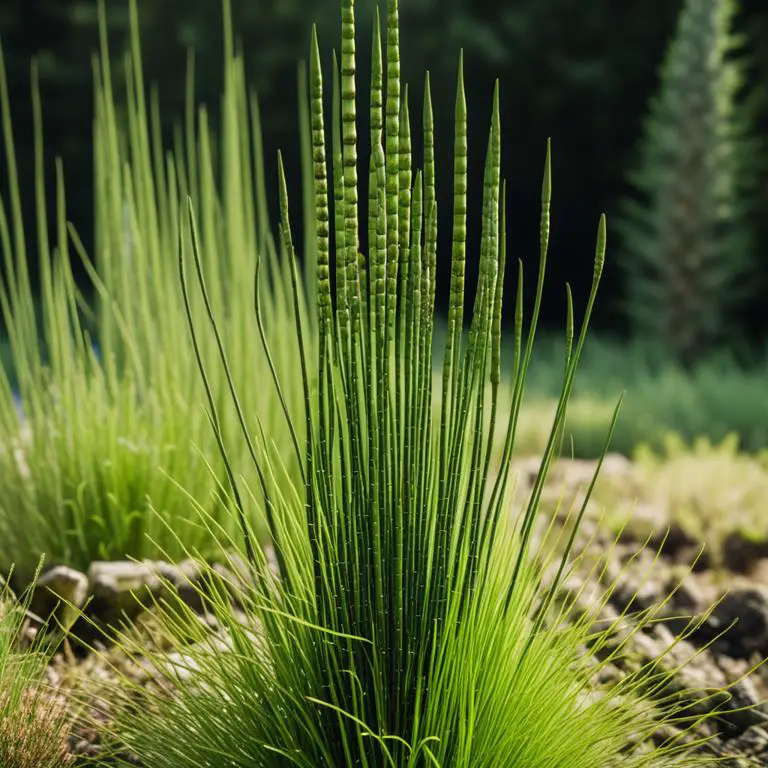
[542,138,552,205]
[594,213,607,282]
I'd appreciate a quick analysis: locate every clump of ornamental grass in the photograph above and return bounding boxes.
[0,0,306,585]
[105,1,741,765]
[0,575,73,768]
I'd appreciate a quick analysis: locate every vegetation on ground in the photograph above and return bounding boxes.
[517,433,768,570]
[100,1,743,765]
[632,433,768,561]
[515,333,768,457]
[0,0,306,586]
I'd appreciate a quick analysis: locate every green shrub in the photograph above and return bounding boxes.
[614,362,768,455]
[0,0,306,584]
[107,2,735,764]
[616,0,758,366]
[514,335,768,458]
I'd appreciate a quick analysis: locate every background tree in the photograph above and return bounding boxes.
[616,0,759,365]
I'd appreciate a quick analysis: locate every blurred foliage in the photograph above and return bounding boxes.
[1,0,767,341]
[397,0,686,332]
[125,0,341,139]
[520,431,768,566]
[0,1,114,293]
[616,0,761,366]
[514,332,768,458]
[632,432,768,550]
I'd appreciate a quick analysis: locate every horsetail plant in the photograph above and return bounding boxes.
[109,1,736,765]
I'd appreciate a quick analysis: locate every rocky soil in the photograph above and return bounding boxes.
[12,455,768,765]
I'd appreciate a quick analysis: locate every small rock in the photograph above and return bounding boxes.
[674,544,713,571]
[749,559,768,584]
[30,566,88,631]
[87,561,165,625]
[609,576,663,615]
[600,452,636,478]
[601,548,666,615]
[211,562,249,608]
[667,576,708,614]
[723,532,768,574]
[705,587,768,659]
[173,558,207,609]
[513,456,543,489]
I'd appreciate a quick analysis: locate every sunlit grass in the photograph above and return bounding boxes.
[0,0,307,584]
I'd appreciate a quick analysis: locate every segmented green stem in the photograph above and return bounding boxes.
[384,0,401,347]
[341,0,360,330]
[396,91,412,379]
[369,10,384,335]
[331,53,348,347]
[439,56,467,494]
[467,84,502,587]
[310,27,331,335]
[422,77,436,304]
[394,88,411,505]
[310,26,333,494]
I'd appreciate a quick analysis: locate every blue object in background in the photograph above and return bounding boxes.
[12,390,23,419]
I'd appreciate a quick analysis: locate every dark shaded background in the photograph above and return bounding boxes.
[1,0,767,341]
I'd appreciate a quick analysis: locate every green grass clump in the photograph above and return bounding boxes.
[0,0,306,584]
[104,2,738,765]
[0,575,72,767]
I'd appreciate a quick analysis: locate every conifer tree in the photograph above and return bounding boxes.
[617,0,757,365]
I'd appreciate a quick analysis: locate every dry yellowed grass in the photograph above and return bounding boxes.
[0,685,73,768]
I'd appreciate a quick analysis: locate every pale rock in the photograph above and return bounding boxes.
[30,565,88,630]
